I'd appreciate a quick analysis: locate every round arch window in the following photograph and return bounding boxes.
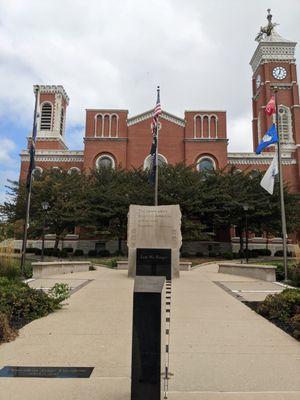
[96,154,115,169]
[143,154,167,170]
[68,167,81,175]
[196,157,216,172]
[32,166,43,179]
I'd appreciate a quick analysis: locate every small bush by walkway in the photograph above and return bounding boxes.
[246,289,300,341]
[0,277,70,344]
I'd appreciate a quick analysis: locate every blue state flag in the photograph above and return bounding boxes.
[255,124,278,154]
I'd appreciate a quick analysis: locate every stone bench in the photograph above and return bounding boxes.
[218,263,276,282]
[117,260,192,271]
[32,261,91,278]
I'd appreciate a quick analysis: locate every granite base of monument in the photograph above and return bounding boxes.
[131,276,165,400]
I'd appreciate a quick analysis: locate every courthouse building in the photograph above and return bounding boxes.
[19,13,300,254]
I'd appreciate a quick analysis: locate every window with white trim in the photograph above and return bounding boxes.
[143,154,168,170]
[32,166,43,179]
[96,154,115,169]
[196,156,216,172]
[68,167,81,175]
[40,102,53,130]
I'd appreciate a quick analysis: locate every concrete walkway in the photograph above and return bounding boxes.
[0,264,299,399]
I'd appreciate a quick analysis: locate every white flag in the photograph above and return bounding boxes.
[260,154,278,195]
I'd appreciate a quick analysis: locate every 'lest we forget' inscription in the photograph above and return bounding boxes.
[136,248,171,280]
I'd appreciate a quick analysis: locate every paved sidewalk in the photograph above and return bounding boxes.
[0,264,299,400]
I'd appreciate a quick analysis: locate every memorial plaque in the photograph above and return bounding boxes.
[136,248,171,280]
[127,205,182,278]
[0,366,94,378]
[131,276,165,400]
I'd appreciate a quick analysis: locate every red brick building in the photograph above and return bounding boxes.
[19,15,300,254]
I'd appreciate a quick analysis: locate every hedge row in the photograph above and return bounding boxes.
[25,248,115,257]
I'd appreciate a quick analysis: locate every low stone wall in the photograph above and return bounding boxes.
[32,261,91,278]
[218,263,276,282]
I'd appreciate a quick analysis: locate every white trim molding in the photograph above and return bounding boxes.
[128,109,185,127]
[228,152,296,165]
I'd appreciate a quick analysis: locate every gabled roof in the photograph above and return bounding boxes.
[127,109,185,127]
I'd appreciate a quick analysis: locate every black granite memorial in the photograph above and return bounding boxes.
[136,248,171,280]
[131,276,165,400]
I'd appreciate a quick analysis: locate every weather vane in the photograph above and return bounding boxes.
[255,9,279,42]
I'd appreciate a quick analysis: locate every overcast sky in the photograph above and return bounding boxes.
[0,0,299,203]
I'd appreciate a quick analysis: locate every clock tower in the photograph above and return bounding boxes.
[250,9,300,158]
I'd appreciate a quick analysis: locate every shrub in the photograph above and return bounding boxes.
[248,250,258,258]
[44,248,54,256]
[109,258,117,268]
[48,283,70,303]
[290,264,300,287]
[64,248,74,253]
[221,252,233,260]
[34,248,42,255]
[59,249,69,258]
[73,249,84,256]
[0,312,17,343]
[255,249,272,256]
[181,252,190,258]
[26,248,37,254]
[113,250,124,256]
[274,250,293,257]
[290,314,300,340]
[258,289,300,323]
[208,251,218,257]
[195,251,203,257]
[88,250,97,257]
[0,278,61,330]
[98,249,110,257]
[0,259,19,280]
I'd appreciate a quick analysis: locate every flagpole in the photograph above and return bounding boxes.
[274,88,288,281]
[20,86,39,278]
[154,86,160,206]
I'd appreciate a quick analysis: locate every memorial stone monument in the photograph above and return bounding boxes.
[127,205,182,278]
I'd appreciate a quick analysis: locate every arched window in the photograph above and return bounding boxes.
[68,167,81,175]
[143,154,168,170]
[278,105,293,143]
[32,166,43,179]
[51,166,62,173]
[96,154,115,169]
[40,102,53,130]
[196,156,216,172]
[60,108,64,135]
[194,114,218,139]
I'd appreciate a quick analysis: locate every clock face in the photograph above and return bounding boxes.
[256,74,261,89]
[272,66,287,80]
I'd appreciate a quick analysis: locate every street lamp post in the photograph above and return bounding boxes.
[242,204,249,264]
[41,201,49,261]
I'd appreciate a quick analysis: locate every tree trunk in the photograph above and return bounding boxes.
[54,235,60,250]
[237,226,244,253]
[118,237,122,254]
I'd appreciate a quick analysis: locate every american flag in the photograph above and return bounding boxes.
[148,87,161,184]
